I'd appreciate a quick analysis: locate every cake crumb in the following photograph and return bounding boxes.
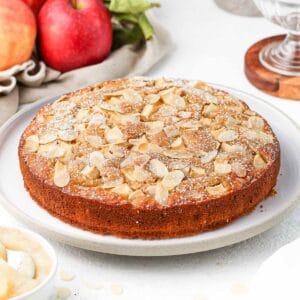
[111,284,124,295]
[59,270,76,282]
[56,287,71,299]
[83,279,103,290]
[230,283,249,295]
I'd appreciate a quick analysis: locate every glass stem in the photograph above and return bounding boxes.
[275,32,300,62]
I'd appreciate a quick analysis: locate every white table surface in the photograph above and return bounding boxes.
[1,1,300,299]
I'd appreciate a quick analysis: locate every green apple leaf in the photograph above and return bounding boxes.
[105,0,159,49]
[113,13,140,23]
[112,24,144,50]
[136,14,154,40]
[108,0,160,14]
[113,13,154,40]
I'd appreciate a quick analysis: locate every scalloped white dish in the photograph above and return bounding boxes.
[0,83,299,256]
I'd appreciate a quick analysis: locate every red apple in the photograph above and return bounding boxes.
[22,0,46,16]
[0,0,36,71]
[38,0,112,72]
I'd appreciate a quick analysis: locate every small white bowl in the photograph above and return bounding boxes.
[0,226,57,300]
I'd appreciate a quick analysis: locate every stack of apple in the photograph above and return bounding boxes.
[0,0,112,72]
[0,0,157,73]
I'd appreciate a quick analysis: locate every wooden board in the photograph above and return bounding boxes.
[244,35,300,101]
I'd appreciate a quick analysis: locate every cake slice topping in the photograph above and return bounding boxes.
[22,78,278,206]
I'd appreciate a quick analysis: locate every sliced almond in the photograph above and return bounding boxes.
[54,161,70,187]
[74,123,86,132]
[193,80,208,90]
[171,137,182,148]
[24,135,39,153]
[164,149,193,159]
[190,166,205,177]
[121,167,136,181]
[86,135,103,148]
[203,93,220,104]
[243,129,273,144]
[108,144,125,158]
[99,102,123,113]
[144,94,160,104]
[161,170,184,190]
[81,165,100,179]
[141,104,154,118]
[206,183,227,196]
[257,131,274,144]
[149,159,168,178]
[88,114,106,126]
[146,143,163,154]
[176,120,201,129]
[161,91,186,109]
[101,177,124,189]
[157,104,177,117]
[214,161,232,174]
[144,185,156,197]
[227,104,243,113]
[111,113,140,125]
[253,154,267,169]
[128,135,148,146]
[59,142,73,162]
[164,125,179,138]
[221,143,246,153]
[154,182,169,204]
[231,162,247,177]
[247,116,264,130]
[190,103,201,111]
[134,142,149,153]
[122,89,143,104]
[169,160,189,170]
[89,151,106,170]
[145,121,164,135]
[200,150,217,163]
[203,104,218,115]
[128,189,145,201]
[39,133,57,144]
[105,126,124,144]
[225,116,239,126]
[38,143,65,159]
[76,108,90,121]
[111,184,132,198]
[58,130,77,142]
[132,166,151,182]
[178,111,192,119]
[212,129,238,142]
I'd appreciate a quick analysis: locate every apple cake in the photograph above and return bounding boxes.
[18,78,280,239]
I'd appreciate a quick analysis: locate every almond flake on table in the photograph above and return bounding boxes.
[111,284,124,295]
[59,270,76,282]
[83,279,103,290]
[56,287,71,299]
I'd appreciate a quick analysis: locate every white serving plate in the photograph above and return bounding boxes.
[0,84,299,256]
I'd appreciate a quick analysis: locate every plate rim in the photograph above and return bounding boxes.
[0,82,300,256]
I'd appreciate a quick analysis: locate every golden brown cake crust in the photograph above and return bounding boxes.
[18,78,280,239]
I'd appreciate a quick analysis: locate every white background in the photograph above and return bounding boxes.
[1,1,300,299]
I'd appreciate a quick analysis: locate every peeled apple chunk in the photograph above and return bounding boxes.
[7,250,36,279]
[0,241,7,261]
[0,260,37,298]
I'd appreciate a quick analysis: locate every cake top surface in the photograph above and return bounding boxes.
[21,78,279,208]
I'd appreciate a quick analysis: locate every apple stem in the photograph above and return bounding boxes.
[71,0,78,10]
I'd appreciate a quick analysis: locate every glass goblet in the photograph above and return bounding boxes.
[254,0,300,76]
